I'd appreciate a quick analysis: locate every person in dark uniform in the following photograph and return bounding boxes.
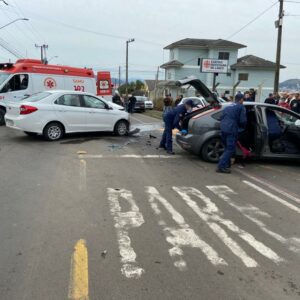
[217,94,247,174]
[128,94,137,113]
[159,100,194,155]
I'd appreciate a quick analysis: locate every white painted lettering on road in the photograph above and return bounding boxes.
[146,186,227,270]
[174,187,284,266]
[107,188,145,279]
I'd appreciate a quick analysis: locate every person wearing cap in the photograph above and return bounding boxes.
[159,99,194,155]
[216,94,247,174]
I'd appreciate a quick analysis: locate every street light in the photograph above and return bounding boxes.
[0,18,29,30]
[125,38,135,98]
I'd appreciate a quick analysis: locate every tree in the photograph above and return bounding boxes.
[118,80,145,95]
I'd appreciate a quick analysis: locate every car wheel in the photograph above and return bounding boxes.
[24,131,38,137]
[114,120,129,136]
[0,108,5,126]
[43,122,64,141]
[201,137,224,163]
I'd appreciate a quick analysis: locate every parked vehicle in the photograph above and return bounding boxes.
[175,77,300,162]
[143,97,154,109]
[5,91,130,141]
[178,96,207,107]
[0,59,112,125]
[134,96,146,112]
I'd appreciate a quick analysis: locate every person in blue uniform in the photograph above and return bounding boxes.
[217,94,247,174]
[159,100,194,155]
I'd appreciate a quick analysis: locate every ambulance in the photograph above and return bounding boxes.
[0,59,112,125]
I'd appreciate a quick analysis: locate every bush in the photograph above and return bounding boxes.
[154,97,164,111]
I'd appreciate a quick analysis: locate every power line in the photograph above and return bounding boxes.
[226,1,278,39]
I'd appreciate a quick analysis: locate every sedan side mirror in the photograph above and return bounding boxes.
[295,119,300,127]
[105,104,113,110]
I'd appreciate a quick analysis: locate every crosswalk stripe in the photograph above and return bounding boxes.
[243,180,300,214]
[207,185,300,253]
[173,187,284,265]
[237,169,300,205]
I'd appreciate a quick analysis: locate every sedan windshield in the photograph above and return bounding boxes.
[0,72,9,86]
[22,92,51,102]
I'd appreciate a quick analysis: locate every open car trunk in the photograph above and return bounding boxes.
[176,77,221,131]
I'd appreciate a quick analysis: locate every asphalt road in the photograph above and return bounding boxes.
[0,112,300,300]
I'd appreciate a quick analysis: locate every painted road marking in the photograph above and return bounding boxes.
[107,188,145,279]
[243,180,300,214]
[79,154,182,159]
[146,186,227,270]
[79,159,87,192]
[68,239,89,300]
[237,169,300,205]
[207,186,300,253]
[174,187,284,265]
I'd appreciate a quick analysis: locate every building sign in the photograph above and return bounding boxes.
[201,59,228,74]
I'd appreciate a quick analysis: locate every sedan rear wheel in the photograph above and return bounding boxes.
[114,120,129,136]
[201,138,224,163]
[43,122,64,141]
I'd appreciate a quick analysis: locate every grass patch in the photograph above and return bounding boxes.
[144,110,163,120]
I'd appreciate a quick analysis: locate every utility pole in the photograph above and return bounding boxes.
[125,39,135,98]
[154,66,159,101]
[274,0,284,94]
[118,66,121,87]
[35,44,48,64]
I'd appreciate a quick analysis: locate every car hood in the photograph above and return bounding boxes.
[175,76,219,105]
[109,102,125,110]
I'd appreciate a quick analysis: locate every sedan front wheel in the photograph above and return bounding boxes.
[114,120,129,136]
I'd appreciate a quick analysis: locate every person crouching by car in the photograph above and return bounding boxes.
[216,94,247,174]
[159,100,194,155]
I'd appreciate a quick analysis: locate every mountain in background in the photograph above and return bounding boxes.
[280,79,300,91]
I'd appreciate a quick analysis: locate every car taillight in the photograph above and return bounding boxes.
[20,105,38,115]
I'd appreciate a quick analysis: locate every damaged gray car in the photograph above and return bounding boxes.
[175,77,300,162]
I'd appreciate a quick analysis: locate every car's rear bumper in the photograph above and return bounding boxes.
[176,133,193,151]
[5,115,43,133]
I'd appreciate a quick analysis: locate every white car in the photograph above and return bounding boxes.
[5,90,130,141]
[143,97,154,110]
[178,96,208,107]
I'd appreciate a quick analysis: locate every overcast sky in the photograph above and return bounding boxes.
[0,0,299,81]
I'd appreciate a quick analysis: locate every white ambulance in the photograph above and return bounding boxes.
[0,59,112,124]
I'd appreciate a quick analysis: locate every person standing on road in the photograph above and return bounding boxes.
[290,93,300,114]
[216,94,247,174]
[159,100,194,155]
[128,94,137,113]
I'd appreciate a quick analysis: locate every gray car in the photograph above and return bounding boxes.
[175,77,300,162]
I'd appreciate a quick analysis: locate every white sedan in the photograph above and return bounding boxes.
[5,90,130,141]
